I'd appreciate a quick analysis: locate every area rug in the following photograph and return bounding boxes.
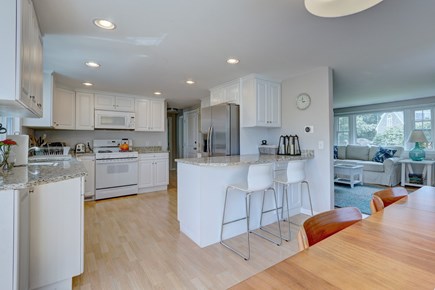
[334,184,386,215]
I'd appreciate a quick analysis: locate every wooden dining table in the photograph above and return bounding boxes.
[230,186,435,289]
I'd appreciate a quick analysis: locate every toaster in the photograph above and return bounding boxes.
[75,143,86,153]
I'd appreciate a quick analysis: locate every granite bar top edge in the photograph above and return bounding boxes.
[175,151,314,167]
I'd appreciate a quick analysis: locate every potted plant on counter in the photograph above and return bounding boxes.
[0,138,17,171]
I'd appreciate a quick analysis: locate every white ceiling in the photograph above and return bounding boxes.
[33,0,435,109]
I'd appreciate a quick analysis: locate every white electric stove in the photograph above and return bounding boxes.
[93,139,139,200]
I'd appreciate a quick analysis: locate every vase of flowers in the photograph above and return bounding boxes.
[0,139,18,171]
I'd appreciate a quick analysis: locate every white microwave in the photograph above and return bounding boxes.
[95,110,135,130]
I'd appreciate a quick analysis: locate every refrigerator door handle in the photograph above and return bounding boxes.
[207,126,212,156]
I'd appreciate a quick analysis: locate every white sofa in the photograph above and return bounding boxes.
[334,145,404,186]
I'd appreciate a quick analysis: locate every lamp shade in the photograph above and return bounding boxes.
[304,0,383,18]
[407,130,428,143]
[408,130,428,161]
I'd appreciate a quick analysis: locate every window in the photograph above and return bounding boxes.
[413,109,432,149]
[336,116,349,145]
[335,111,406,147]
[355,112,404,146]
[334,99,435,151]
[0,117,19,140]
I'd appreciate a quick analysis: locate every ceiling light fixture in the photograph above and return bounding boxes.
[226,58,240,64]
[154,91,162,95]
[93,19,116,30]
[82,82,93,86]
[304,0,383,18]
[85,61,100,68]
[186,80,195,85]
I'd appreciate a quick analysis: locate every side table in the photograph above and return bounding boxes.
[334,164,364,188]
[399,159,435,187]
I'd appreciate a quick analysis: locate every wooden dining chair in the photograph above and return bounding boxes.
[370,187,408,214]
[297,207,362,251]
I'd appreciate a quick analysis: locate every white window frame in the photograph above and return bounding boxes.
[0,117,21,140]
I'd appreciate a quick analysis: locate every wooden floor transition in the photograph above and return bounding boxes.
[72,171,306,290]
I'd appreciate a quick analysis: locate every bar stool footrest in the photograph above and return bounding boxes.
[220,241,249,260]
[251,229,282,246]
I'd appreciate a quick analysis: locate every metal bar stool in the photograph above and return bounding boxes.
[273,160,313,241]
[220,163,282,260]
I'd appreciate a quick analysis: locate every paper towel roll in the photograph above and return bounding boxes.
[6,134,29,166]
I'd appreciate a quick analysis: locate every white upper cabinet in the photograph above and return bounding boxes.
[24,76,95,130]
[135,98,165,132]
[241,75,281,127]
[210,79,240,106]
[53,88,75,130]
[23,72,54,127]
[94,94,135,112]
[0,0,43,117]
[75,92,95,130]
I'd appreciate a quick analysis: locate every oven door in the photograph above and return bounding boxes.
[96,158,138,189]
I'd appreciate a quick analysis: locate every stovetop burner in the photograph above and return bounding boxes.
[93,139,138,160]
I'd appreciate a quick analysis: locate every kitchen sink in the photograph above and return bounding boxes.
[28,162,59,166]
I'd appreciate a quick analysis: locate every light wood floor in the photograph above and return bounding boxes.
[73,171,305,290]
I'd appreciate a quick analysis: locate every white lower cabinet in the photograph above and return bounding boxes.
[0,189,30,290]
[138,153,169,193]
[29,177,84,290]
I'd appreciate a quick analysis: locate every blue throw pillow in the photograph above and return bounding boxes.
[372,147,397,163]
[333,145,338,159]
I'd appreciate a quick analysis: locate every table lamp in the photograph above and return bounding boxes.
[407,130,428,161]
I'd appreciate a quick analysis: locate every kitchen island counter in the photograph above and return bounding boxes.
[176,153,314,248]
[176,151,314,166]
[0,159,87,190]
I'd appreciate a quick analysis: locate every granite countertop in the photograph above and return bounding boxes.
[71,148,167,156]
[75,152,95,157]
[0,158,87,190]
[133,146,168,154]
[175,151,314,166]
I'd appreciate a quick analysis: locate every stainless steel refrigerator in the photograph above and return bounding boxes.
[201,103,240,156]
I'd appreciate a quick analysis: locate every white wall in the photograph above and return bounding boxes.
[240,127,269,154]
[33,130,167,150]
[269,67,334,212]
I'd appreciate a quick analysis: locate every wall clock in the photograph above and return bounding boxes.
[296,93,311,110]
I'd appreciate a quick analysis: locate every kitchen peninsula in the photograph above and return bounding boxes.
[0,159,86,290]
[176,153,314,248]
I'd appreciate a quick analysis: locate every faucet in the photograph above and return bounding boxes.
[28,147,41,157]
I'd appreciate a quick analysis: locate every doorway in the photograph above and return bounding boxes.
[183,109,200,158]
[167,112,178,170]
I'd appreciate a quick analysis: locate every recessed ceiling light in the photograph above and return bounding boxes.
[154,91,162,95]
[226,58,240,64]
[304,0,383,18]
[82,82,93,86]
[186,80,195,85]
[85,61,100,68]
[93,19,116,30]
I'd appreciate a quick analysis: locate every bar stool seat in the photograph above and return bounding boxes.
[273,160,313,241]
[220,163,282,260]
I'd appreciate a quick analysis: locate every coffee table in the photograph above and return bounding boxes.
[334,164,364,188]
